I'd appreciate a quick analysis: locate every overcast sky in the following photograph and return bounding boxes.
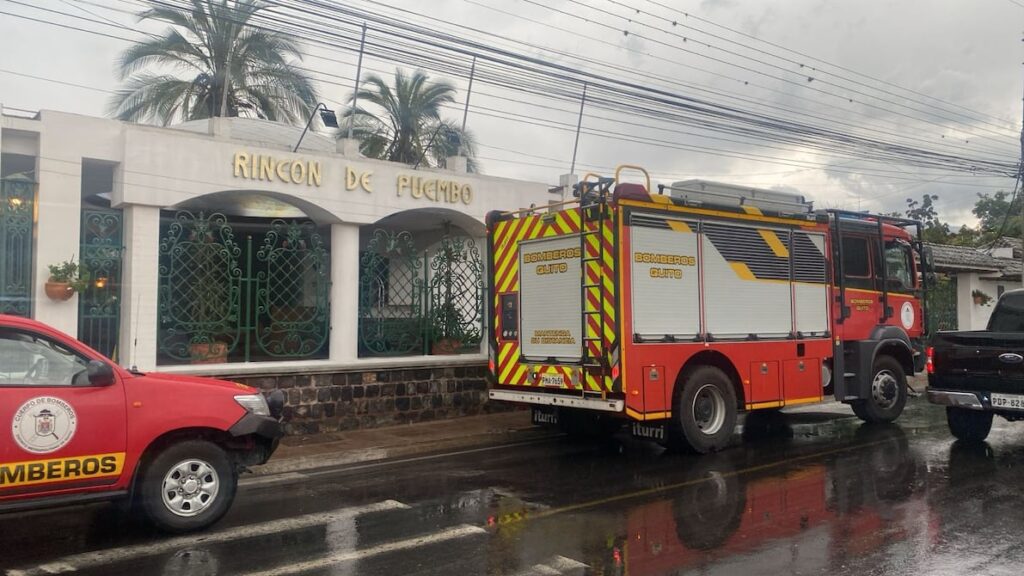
[2,0,1023,227]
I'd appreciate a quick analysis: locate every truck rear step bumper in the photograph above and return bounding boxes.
[927,389,984,410]
[489,389,624,412]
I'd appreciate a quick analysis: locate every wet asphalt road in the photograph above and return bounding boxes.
[3,396,1024,576]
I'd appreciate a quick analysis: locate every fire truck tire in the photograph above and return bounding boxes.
[138,440,238,533]
[671,366,738,454]
[946,407,993,443]
[851,355,907,424]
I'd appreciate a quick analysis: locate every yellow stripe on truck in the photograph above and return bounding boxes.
[758,229,790,258]
[0,452,125,489]
[667,220,692,233]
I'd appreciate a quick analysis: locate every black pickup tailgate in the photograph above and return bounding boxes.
[930,331,1024,394]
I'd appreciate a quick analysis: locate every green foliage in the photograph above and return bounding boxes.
[904,194,952,243]
[972,190,1021,244]
[47,258,90,292]
[430,301,467,343]
[341,69,478,171]
[109,0,318,125]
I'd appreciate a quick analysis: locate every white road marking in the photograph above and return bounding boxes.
[4,500,408,576]
[239,471,307,487]
[547,555,588,571]
[243,524,487,576]
[510,555,589,576]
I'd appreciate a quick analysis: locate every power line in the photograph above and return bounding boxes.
[454,0,1018,161]
[641,0,1021,130]
[3,0,1018,191]
[521,0,1022,148]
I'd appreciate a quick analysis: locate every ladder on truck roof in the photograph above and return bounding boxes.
[577,176,615,371]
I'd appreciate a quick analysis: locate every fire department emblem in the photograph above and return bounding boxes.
[11,397,77,454]
[900,302,915,330]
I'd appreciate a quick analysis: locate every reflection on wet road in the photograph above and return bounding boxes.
[4,396,1024,575]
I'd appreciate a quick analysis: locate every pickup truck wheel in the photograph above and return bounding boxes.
[852,356,907,424]
[946,407,993,442]
[139,440,237,534]
[671,366,738,454]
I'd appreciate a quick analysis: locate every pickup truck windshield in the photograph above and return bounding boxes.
[988,293,1024,332]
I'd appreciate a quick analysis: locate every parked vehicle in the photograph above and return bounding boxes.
[0,315,284,533]
[486,167,930,453]
[928,289,1024,441]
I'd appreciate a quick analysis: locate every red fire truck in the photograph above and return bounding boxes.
[486,167,930,452]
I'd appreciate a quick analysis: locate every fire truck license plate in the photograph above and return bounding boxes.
[990,393,1024,410]
[540,374,565,387]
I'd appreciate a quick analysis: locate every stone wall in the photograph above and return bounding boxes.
[229,362,498,435]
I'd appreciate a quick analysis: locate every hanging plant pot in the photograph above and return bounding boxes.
[973,296,984,305]
[44,281,75,302]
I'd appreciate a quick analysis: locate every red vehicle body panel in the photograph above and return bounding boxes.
[0,315,254,504]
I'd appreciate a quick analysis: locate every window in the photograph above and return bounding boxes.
[883,241,915,293]
[841,236,873,290]
[0,329,91,386]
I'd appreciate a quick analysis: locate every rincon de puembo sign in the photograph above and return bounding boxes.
[396,175,473,205]
[231,151,473,205]
[233,151,323,187]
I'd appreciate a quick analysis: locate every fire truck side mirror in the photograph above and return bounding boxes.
[922,246,935,271]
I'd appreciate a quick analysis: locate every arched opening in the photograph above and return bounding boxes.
[156,190,335,366]
[357,208,485,358]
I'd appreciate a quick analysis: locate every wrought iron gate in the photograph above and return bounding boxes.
[157,211,330,365]
[0,178,34,317]
[358,229,483,357]
[78,208,123,359]
[927,275,958,335]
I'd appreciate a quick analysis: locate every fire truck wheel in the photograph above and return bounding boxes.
[139,440,238,533]
[851,355,907,424]
[672,366,738,454]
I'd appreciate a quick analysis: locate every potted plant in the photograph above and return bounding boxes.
[972,289,993,307]
[45,258,89,302]
[431,301,466,355]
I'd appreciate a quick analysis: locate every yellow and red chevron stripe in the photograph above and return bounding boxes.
[491,207,619,393]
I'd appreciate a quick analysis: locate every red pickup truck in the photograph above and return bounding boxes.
[0,315,283,533]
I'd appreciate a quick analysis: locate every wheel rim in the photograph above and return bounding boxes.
[161,459,220,518]
[692,384,727,435]
[871,370,899,410]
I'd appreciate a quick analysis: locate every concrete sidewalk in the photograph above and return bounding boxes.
[250,410,550,476]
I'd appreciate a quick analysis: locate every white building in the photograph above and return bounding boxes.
[0,107,557,430]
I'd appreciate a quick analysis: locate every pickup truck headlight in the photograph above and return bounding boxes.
[234,394,271,416]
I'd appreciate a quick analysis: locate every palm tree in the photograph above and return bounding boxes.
[109,0,318,126]
[342,69,478,171]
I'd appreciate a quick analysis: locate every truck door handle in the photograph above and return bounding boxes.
[999,353,1024,364]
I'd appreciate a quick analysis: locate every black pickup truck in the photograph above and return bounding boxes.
[928,289,1024,441]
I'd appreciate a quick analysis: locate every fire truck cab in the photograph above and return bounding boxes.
[486,168,929,453]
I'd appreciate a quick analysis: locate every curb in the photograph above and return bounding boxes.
[248,423,555,477]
